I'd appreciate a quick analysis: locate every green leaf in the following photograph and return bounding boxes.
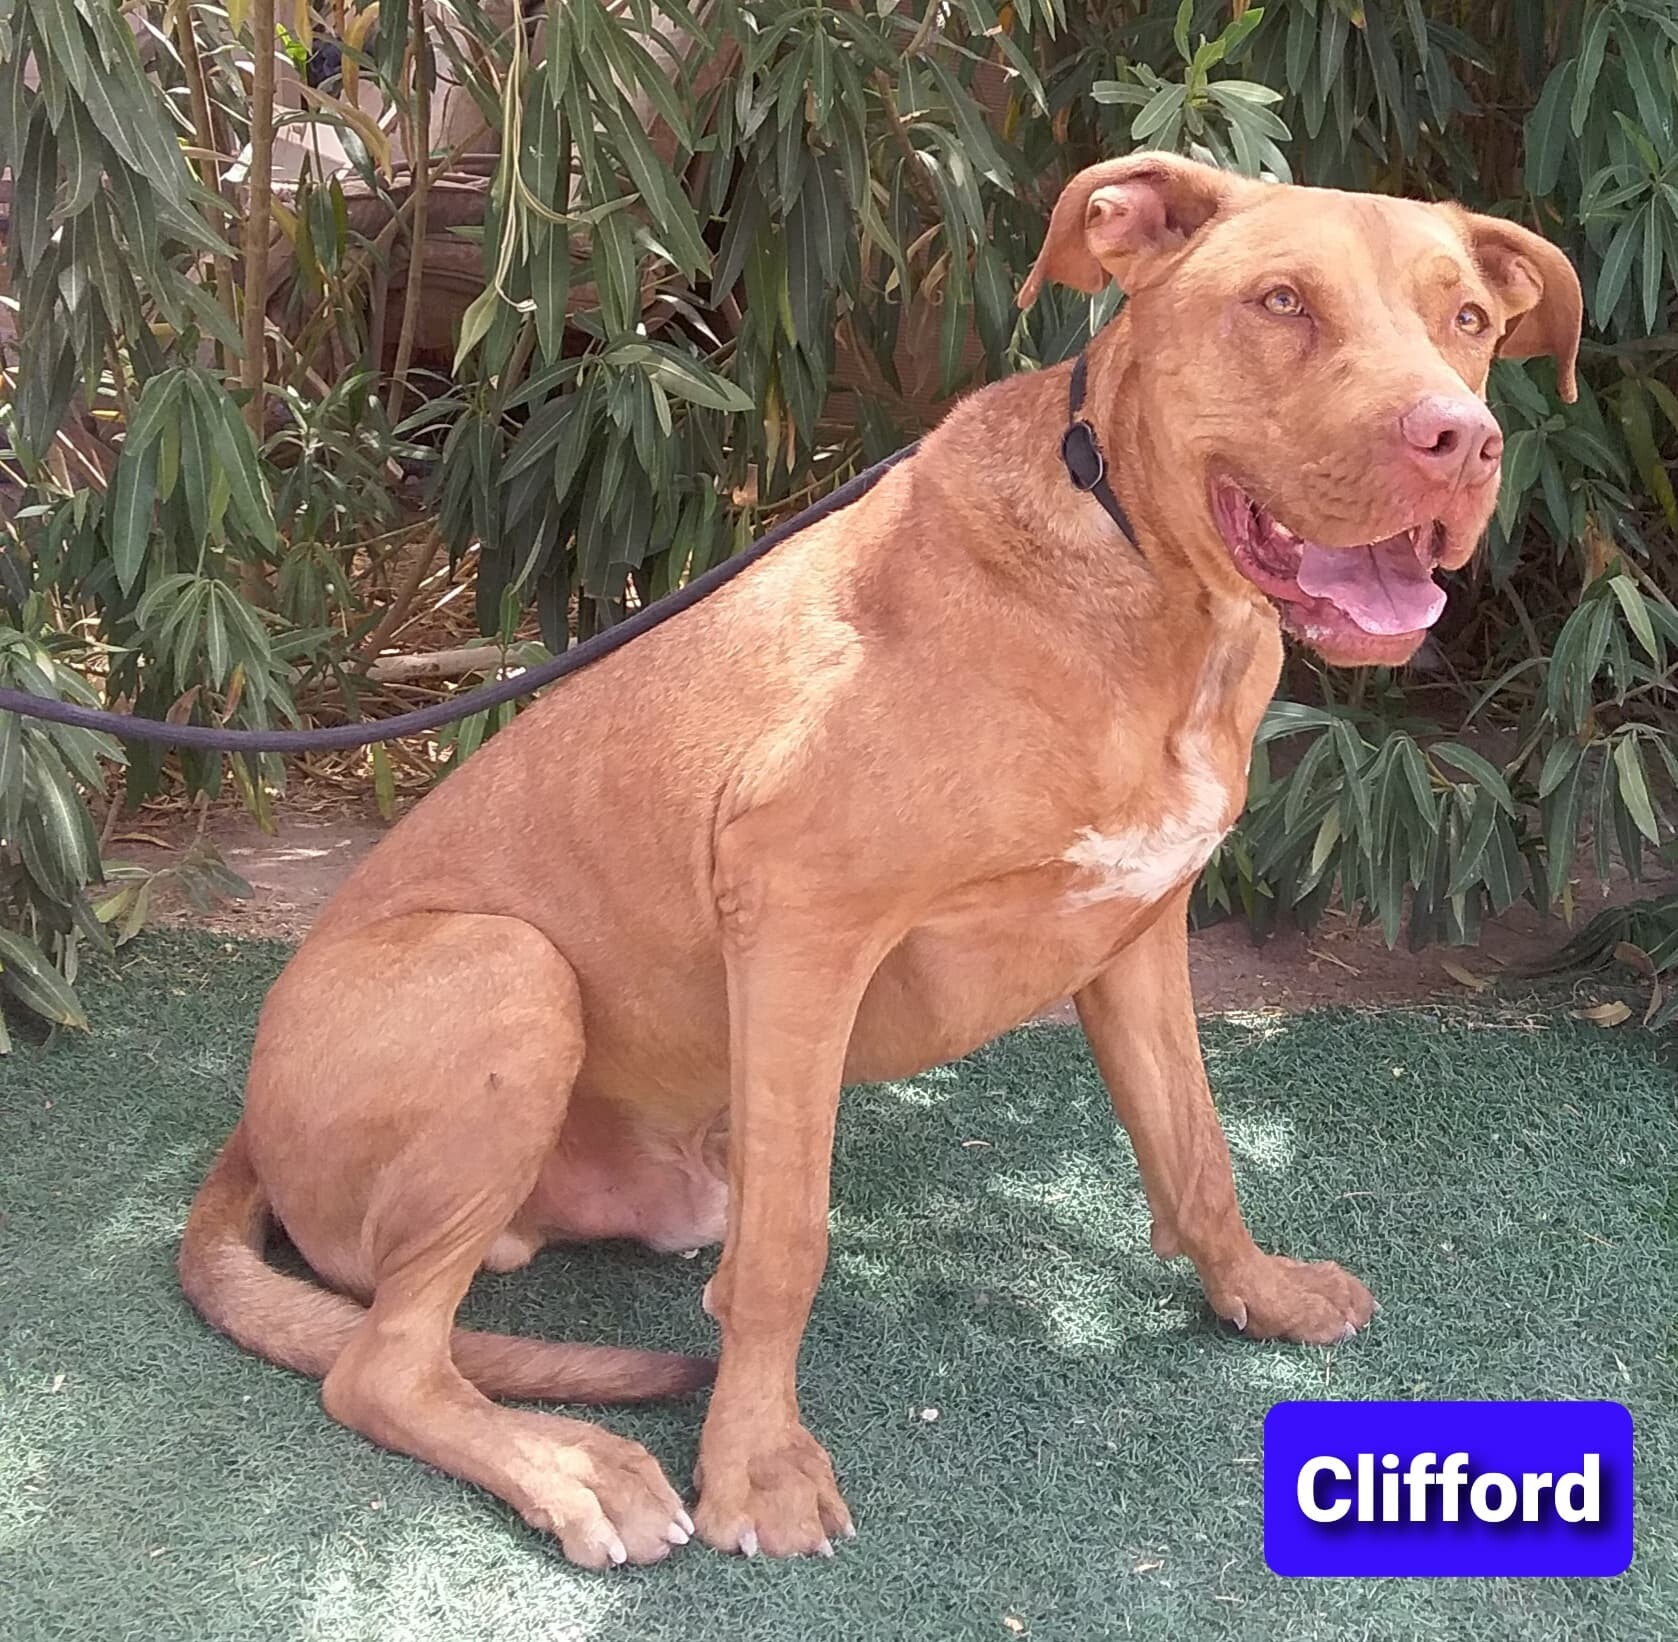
[785,166,833,345]
[108,431,159,596]
[1542,752,1589,901]
[199,381,275,546]
[938,282,969,398]
[922,54,1012,186]
[1640,201,1665,333]
[1485,815,1523,914]
[14,109,57,271]
[204,585,230,687]
[1221,6,1267,61]
[1523,57,1574,196]
[0,927,88,1029]
[531,224,572,367]
[645,351,754,414]
[1495,427,1544,535]
[595,101,709,276]
[1619,24,1672,152]
[0,710,21,836]
[454,286,502,372]
[100,881,149,944]
[591,208,639,333]
[1173,0,1193,62]
[1396,737,1438,830]
[1431,742,1517,814]
[1309,806,1342,879]
[371,741,396,820]
[1132,84,1187,142]
[20,737,98,903]
[1613,735,1662,845]
[973,239,1013,366]
[58,101,103,218]
[176,391,211,545]
[1571,7,1612,137]
[1609,573,1660,661]
[503,394,581,483]
[1284,0,1314,94]
[1447,791,1498,899]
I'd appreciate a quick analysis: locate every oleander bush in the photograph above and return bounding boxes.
[0,0,1674,1037]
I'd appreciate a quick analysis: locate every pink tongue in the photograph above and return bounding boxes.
[1294,538,1447,636]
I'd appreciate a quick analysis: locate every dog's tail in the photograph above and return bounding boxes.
[178,1125,714,1403]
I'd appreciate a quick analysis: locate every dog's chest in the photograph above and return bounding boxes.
[1058,726,1236,907]
[1054,617,1265,912]
[849,605,1276,1084]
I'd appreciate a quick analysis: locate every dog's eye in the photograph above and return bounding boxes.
[1262,286,1306,317]
[1456,302,1491,336]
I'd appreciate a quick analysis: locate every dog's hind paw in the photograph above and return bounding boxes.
[519,1428,693,1569]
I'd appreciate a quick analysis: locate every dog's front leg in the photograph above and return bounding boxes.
[692,882,876,1558]
[1076,891,1376,1344]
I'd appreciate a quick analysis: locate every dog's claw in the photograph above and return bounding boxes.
[606,1534,628,1567]
[817,1537,835,1558]
[676,1507,695,1536]
[739,1526,759,1558]
[1227,1299,1248,1332]
[1335,1321,1358,1343]
[665,1520,690,1546]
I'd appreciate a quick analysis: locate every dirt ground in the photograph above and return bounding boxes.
[106,794,1666,1016]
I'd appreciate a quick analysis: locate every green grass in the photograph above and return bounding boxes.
[2,933,1675,1641]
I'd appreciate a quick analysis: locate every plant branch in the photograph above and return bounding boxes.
[365,643,521,683]
[355,529,445,662]
[241,0,278,445]
[172,0,238,349]
[387,0,433,426]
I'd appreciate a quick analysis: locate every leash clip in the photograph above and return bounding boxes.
[1060,419,1106,492]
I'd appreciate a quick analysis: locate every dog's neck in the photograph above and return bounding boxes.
[927,315,1277,642]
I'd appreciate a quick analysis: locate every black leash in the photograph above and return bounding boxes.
[0,445,919,753]
[0,351,1134,754]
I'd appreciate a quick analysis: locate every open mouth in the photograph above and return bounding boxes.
[1212,481,1448,658]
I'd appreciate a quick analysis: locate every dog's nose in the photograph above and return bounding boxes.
[1399,394,1504,488]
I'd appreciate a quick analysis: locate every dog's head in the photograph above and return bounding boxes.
[1020,154,1582,666]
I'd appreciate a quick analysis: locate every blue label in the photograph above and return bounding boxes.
[1264,1400,1634,1577]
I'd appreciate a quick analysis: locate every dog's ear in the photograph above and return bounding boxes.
[1454,212,1583,403]
[1018,152,1256,309]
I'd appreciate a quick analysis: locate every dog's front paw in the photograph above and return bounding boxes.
[1203,1251,1376,1344]
[692,1421,854,1558]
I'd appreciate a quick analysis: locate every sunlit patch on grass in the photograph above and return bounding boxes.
[1228,1348,1325,1394]
[1223,1114,1299,1172]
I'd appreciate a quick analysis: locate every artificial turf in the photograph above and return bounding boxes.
[1,933,1674,1641]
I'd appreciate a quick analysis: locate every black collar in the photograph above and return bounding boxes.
[1059,353,1138,548]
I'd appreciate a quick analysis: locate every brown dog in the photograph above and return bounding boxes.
[180,154,1581,1568]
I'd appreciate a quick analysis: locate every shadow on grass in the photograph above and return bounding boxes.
[2,934,1674,1641]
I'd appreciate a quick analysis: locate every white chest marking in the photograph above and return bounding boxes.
[1061,735,1233,908]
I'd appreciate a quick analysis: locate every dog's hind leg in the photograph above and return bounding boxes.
[239,913,695,1566]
